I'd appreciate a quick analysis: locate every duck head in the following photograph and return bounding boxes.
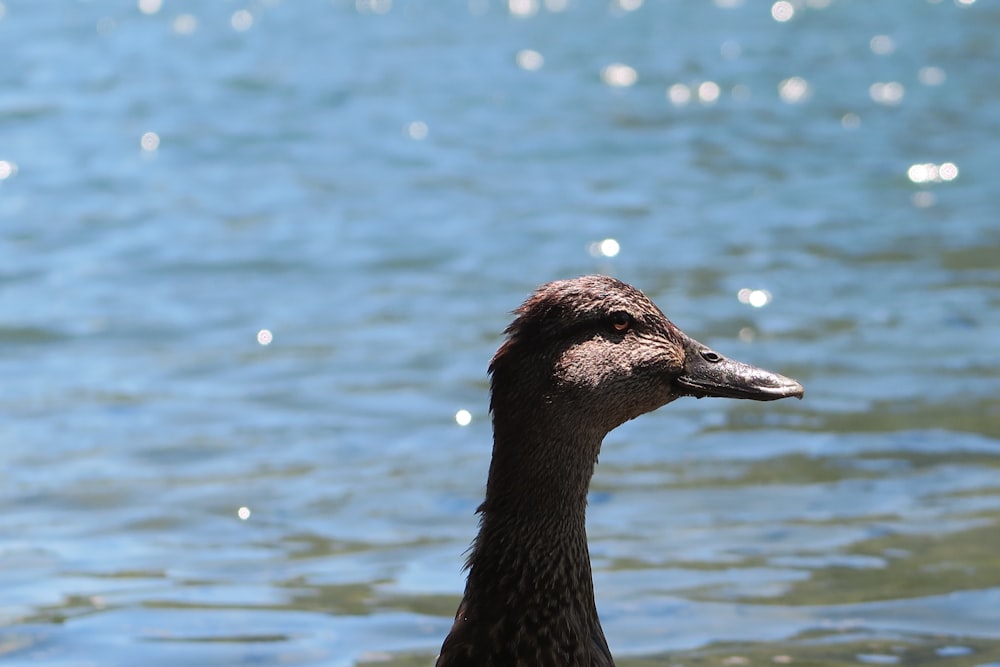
[489,275,803,434]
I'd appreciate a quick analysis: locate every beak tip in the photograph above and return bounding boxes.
[747,376,804,402]
[780,379,805,400]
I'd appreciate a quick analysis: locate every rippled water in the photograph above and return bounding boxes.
[2,1,999,665]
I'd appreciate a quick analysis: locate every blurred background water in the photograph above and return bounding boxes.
[1,0,999,665]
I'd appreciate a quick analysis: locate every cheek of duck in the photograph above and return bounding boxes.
[549,341,673,424]
[551,341,631,391]
[617,341,686,413]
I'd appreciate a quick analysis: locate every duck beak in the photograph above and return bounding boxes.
[675,335,804,402]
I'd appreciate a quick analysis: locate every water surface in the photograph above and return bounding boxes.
[1,1,999,665]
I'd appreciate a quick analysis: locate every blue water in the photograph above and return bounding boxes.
[2,1,999,665]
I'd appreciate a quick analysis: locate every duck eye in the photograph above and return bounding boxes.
[701,350,723,363]
[611,312,632,332]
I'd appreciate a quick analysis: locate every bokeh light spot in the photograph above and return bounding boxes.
[589,238,621,258]
[869,34,895,55]
[358,0,393,13]
[771,1,794,22]
[615,0,644,11]
[667,83,692,106]
[407,121,429,140]
[231,9,253,31]
[778,76,810,103]
[869,81,905,105]
[516,49,544,71]
[140,131,160,152]
[238,506,251,520]
[455,409,472,426]
[602,63,638,88]
[138,0,162,15]
[173,14,198,34]
[698,81,720,104]
[0,160,18,180]
[509,0,539,17]
[908,163,933,183]
[907,162,958,184]
[738,288,772,308]
[257,329,273,345]
[939,162,958,181]
[918,66,946,86]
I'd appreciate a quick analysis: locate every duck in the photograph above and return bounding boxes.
[436,275,804,667]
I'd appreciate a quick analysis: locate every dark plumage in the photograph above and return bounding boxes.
[437,276,803,667]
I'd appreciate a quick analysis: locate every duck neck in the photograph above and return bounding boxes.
[456,402,614,664]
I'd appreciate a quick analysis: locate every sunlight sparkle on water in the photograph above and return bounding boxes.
[697,81,720,104]
[238,507,251,520]
[231,9,253,31]
[455,409,472,426]
[602,64,638,88]
[140,131,159,152]
[0,160,17,180]
[509,0,539,17]
[173,14,197,34]
[589,238,620,258]
[778,76,810,104]
[870,81,905,105]
[668,83,692,106]
[919,66,946,86]
[614,0,644,11]
[406,121,429,140]
[869,35,896,55]
[907,162,958,184]
[738,288,772,308]
[138,0,162,15]
[516,49,544,71]
[257,329,273,345]
[771,1,794,22]
[357,0,392,14]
